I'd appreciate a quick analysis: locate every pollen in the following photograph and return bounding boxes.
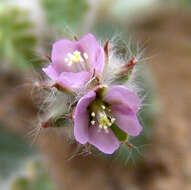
[100,116,110,127]
[91,112,95,117]
[98,114,112,133]
[91,120,95,125]
[111,118,115,123]
[101,105,106,110]
[65,50,86,66]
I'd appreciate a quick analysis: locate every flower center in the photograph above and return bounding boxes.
[64,50,88,67]
[89,101,115,134]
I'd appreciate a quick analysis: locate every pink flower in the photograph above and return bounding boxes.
[74,85,142,154]
[43,34,105,91]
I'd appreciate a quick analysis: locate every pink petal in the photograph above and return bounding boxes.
[111,105,142,136]
[42,65,59,81]
[104,85,141,112]
[78,34,105,75]
[88,126,119,154]
[51,39,77,73]
[74,91,96,144]
[57,71,91,90]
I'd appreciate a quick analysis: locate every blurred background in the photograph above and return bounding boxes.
[0,0,191,189]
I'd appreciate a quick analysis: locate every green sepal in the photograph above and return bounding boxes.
[110,123,128,143]
[96,86,107,99]
[54,117,69,128]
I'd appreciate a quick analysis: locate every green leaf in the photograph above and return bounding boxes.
[110,123,128,143]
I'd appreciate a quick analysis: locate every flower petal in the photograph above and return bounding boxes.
[78,33,105,75]
[57,71,91,90]
[51,39,77,73]
[111,105,142,136]
[104,85,141,112]
[42,65,59,81]
[74,91,96,144]
[88,126,119,154]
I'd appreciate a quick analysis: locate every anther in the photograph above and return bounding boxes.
[111,118,115,123]
[99,124,103,129]
[91,120,95,125]
[83,53,88,59]
[91,112,95,117]
[101,105,106,110]
[108,122,112,126]
[103,126,107,130]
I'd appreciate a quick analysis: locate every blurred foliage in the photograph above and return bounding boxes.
[181,0,191,5]
[11,161,57,190]
[40,0,89,31]
[0,6,42,69]
[0,126,34,178]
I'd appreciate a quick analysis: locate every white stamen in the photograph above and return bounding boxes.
[91,120,95,125]
[99,124,103,129]
[101,105,106,110]
[108,122,112,126]
[91,112,95,117]
[103,126,108,130]
[105,129,109,133]
[83,53,88,59]
[111,118,116,123]
[68,61,72,66]
[65,51,85,66]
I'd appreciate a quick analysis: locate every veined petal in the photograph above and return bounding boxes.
[74,91,96,144]
[111,104,142,136]
[104,85,141,112]
[78,33,105,75]
[88,126,119,154]
[57,71,91,90]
